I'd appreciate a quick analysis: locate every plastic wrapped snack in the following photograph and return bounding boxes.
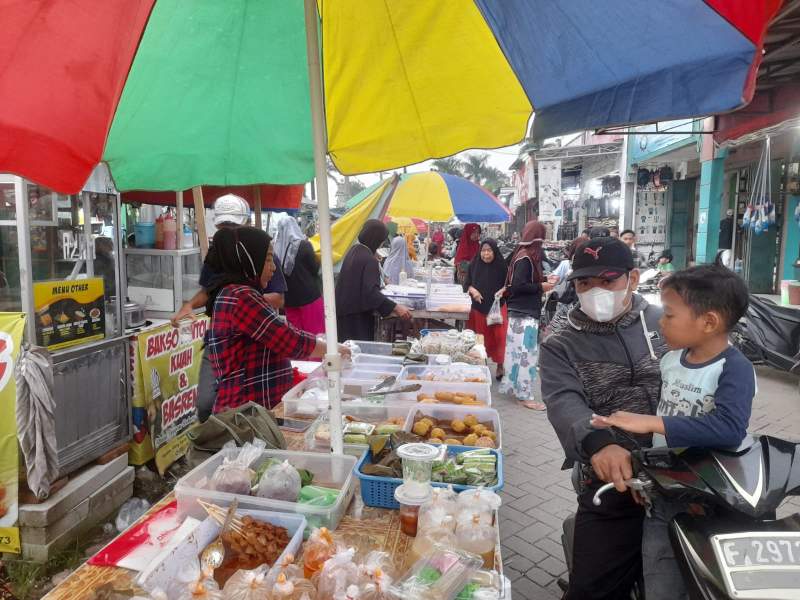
[177,580,222,600]
[221,565,270,600]
[314,548,359,600]
[303,527,337,579]
[357,550,394,585]
[269,572,316,600]
[210,440,266,495]
[360,567,394,600]
[418,487,458,529]
[389,545,482,600]
[455,514,496,569]
[455,488,501,514]
[255,460,301,501]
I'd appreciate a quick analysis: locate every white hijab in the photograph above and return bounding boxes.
[383,236,414,285]
[273,216,305,275]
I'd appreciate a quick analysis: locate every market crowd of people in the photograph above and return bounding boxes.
[172,193,756,600]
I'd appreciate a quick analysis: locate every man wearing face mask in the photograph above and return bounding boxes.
[540,237,668,600]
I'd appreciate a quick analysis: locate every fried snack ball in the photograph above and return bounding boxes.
[462,433,479,446]
[463,414,478,428]
[471,424,486,436]
[451,419,467,433]
[412,420,432,436]
[476,436,495,448]
[483,430,497,441]
[427,438,443,444]
[444,439,461,445]
[430,427,446,440]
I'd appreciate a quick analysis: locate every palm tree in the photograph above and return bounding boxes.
[482,166,509,193]
[460,152,490,184]
[430,157,464,177]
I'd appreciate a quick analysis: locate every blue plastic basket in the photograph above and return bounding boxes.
[354,445,503,509]
[419,328,449,337]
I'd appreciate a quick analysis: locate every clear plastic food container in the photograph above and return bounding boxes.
[175,448,357,533]
[396,365,492,406]
[403,406,502,449]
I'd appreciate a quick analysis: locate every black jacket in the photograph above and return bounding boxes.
[506,258,542,317]
[540,295,669,466]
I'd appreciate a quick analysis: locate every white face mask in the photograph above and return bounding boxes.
[578,278,631,322]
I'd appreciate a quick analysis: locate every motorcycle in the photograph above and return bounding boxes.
[731,295,800,374]
[561,433,800,599]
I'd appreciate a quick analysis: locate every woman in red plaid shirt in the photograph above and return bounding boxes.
[205,227,344,412]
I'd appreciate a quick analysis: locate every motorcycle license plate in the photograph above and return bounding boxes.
[712,532,800,599]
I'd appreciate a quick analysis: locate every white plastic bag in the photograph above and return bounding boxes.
[221,565,270,600]
[255,459,301,501]
[210,440,266,494]
[485,296,503,327]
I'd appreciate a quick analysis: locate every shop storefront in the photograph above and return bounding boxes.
[627,119,702,269]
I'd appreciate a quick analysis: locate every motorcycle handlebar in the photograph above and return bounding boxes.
[592,477,652,506]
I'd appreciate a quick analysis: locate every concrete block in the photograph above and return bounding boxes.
[21,467,134,562]
[18,454,128,528]
[20,467,135,545]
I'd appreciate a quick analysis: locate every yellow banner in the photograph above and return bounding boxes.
[33,278,105,351]
[0,313,26,554]
[129,319,208,474]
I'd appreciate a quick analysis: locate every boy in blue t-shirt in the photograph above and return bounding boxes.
[592,264,755,600]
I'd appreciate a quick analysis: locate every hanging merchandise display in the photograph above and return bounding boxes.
[538,161,562,221]
[745,137,774,236]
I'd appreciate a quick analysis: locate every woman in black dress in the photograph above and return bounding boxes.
[335,219,412,342]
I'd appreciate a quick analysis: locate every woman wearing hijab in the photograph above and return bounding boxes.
[205,227,342,412]
[464,238,508,378]
[454,223,481,285]
[273,216,325,334]
[335,219,412,342]
[499,220,553,409]
[431,228,445,256]
[384,235,415,285]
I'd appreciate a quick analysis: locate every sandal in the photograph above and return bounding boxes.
[519,400,546,411]
[495,367,504,381]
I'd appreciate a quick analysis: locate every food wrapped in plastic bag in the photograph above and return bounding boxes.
[418,487,458,531]
[269,572,316,600]
[357,551,394,584]
[456,488,501,513]
[359,566,394,600]
[334,584,362,600]
[210,440,266,494]
[221,565,270,600]
[389,545,482,600]
[303,527,337,579]
[255,460,301,501]
[456,514,496,569]
[314,548,359,600]
[176,580,222,600]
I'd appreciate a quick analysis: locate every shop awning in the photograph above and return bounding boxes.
[120,184,303,211]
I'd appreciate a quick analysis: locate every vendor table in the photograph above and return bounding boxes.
[375,309,470,342]
[43,403,505,600]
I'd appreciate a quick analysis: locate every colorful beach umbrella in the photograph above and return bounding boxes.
[384,216,428,235]
[0,0,781,195]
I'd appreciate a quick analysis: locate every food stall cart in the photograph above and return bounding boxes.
[1,167,132,478]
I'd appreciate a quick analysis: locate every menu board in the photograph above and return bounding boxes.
[33,278,105,351]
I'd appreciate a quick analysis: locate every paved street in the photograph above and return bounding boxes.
[495,365,800,599]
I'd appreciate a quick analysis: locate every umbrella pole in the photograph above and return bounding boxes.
[304,0,343,456]
[192,186,209,259]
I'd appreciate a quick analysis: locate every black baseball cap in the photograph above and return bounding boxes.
[568,237,634,281]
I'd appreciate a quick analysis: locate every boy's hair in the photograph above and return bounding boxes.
[660,264,749,331]
[620,229,636,237]
[659,249,673,262]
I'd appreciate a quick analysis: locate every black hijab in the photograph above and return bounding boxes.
[466,239,507,314]
[205,226,271,315]
[358,219,389,253]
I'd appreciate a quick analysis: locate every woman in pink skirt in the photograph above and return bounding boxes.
[273,216,325,334]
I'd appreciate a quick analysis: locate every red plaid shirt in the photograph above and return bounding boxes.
[208,285,316,411]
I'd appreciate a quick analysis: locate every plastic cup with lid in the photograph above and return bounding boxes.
[396,443,440,499]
